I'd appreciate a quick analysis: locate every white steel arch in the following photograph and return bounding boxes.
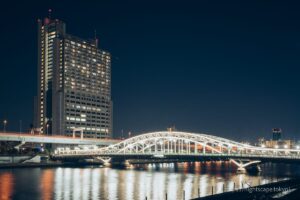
[54,131,300,157]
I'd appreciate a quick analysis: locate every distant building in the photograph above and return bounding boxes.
[264,140,294,149]
[258,128,295,149]
[35,16,112,138]
[272,128,282,141]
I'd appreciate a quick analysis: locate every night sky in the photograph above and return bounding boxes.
[0,0,300,142]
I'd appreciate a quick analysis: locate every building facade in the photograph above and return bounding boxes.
[272,128,282,141]
[258,129,296,149]
[35,17,112,138]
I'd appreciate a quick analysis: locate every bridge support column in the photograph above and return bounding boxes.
[14,141,25,151]
[230,159,261,173]
[105,158,130,167]
[96,157,112,166]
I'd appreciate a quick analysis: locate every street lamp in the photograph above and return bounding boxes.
[46,124,49,136]
[19,120,22,134]
[3,120,7,133]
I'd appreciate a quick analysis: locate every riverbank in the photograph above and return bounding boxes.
[0,161,103,169]
[193,178,300,200]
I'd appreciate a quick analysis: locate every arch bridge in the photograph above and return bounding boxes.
[52,131,300,172]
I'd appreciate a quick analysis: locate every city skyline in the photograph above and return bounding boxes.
[0,1,300,141]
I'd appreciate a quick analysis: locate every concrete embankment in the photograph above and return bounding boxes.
[193,178,300,200]
[0,155,32,164]
[0,162,102,169]
[0,154,104,168]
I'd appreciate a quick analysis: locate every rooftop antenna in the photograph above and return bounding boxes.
[48,8,52,19]
[94,29,98,47]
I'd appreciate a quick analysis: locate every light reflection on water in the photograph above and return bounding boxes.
[0,172,14,200]
[0,161,299,200]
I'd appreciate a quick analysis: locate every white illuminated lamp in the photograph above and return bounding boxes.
[284,145,288,149]
[296,146,300,150]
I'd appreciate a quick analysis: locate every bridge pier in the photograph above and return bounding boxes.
[111,158,130,167]
[230,159,261,173]
[96,157,131,167]
[95,157,112,166]
[14,141,25,151]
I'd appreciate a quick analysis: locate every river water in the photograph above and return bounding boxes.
[0,162,299,200]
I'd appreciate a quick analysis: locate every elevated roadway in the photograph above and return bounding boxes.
[0,132,119,146]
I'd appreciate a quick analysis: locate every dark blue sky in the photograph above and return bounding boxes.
[0,0,299,141]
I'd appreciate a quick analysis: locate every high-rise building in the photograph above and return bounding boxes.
[272,128,282,141]
[35,16,112,138]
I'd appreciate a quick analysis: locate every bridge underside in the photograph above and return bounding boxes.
[51,153,300,164]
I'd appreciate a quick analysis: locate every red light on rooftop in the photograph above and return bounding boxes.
[44,18,50,25]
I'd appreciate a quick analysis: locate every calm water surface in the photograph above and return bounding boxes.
[1,162,300,200]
